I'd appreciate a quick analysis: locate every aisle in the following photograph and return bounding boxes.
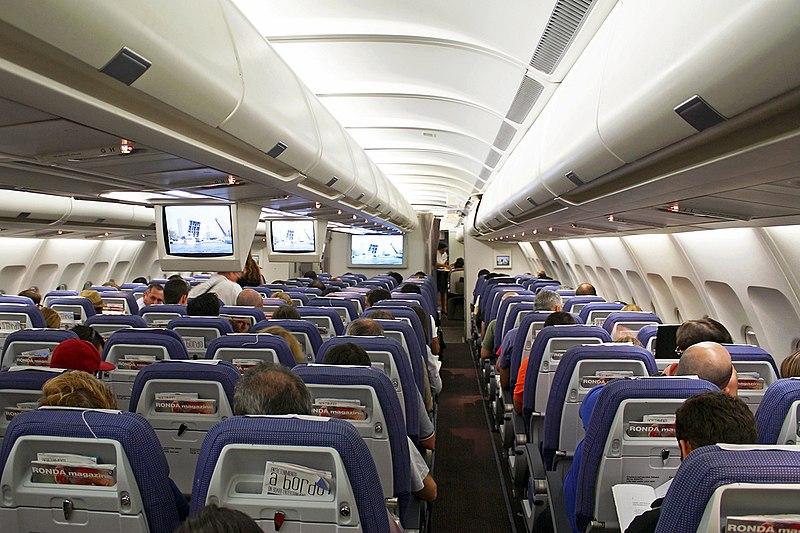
[430,323,518,532]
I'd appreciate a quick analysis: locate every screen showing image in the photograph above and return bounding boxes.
[496,255,510,267]
[163,204,234,256]
[271,220,316,253]
[350,234,405,266]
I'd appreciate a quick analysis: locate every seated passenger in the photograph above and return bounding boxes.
[575,283,596,296]
[387,272,403,286]
[164,278,189,305]
[674,316,732,355]
[780,349,800,378]
[322,343,438,503]
[270,291,293,305]
[255,325,305,365]
[41,306,61,329]
[620,304,642,312]
[71,324,105,354]
[39,370,117,409]
[625,392,757,533]
[237,253,263,288]
[479,291,518,359]
[187,292,221,317]
[174,504,261,533]
[50,338,115,374]
[235,288,263,309]
[18,288,42,306]
[481,289,560,360]
[188,271,243,306]
[308,279,326,291]
[79,289,105,314]
[136,282,165,309]
[669,341,738,397]
[365,288,391,308]
[271,304,301,320]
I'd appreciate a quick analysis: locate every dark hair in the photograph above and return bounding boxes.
[163,279,189,305]
[453,258,464,269]
[322,343,371,366]
[167,274,184,281]
[575,283,596,296]
[346,318,384,337]
[676,317,733,352]
[543,311,576,327]
[410,305,431,341]
[366,288,391,306]
[132,277,148,284]
[399,283,421,294]
[187,293,221,316]
[233,362,312,416]
[437,242,447,250]
[308,280,325,291]
[675,391,757,450]
[146,282,164,293]
[321,287,340,296]
[303,270,318,280]
[18,288,41,305]
[174,504,261,533]
[386,272,403,286]
[477,269,490,278]
[366,310,396,320]
[272,304,301,320]
[413,271,427,278]
[70,325,104,351]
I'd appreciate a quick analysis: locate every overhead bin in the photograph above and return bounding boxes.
[0,190,152,228]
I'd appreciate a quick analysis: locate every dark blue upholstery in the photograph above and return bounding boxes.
[521,325,613,423]
[191,416,390,533]
[508,312,558,389]
[391,292,436,321]
[129,359,240,412]
[485,285,526,324]
[2,329,78,368]
[43,290,78,303]
[655,445,800,533]
[578,302,625,325]
[317,336,419,442]
[308,297,359,322]
[0,367,64,389]
[297,307,345,336]
[250,319,323,355]
[167,317,234,336]
[284,292,312,305]
[755,378,800,444]
[85,314,148,329]
[636,324,659,351]
[541,344,657,466]
[574,377,718,532]
[601,311,662,336]
[725,343,780,378]
[373,319,426,398]
[137,304,186,320]
[494,295,536,351]
[561,296,605,313]
[477,277,515,320]
[0,295,35,305]
[98,291,139,315]
[0,304,45,328]
[45,297,95,320]
[504,302,535,336]
[366,306,428,349]
[205,333,296,368]
[1,408,185,533]
[219,305,267,324]
[102,328,189,362]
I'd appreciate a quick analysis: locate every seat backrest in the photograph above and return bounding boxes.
[129,360,240,494]
[42,290,78,306]
[601,311,662,339]
[578,301,625,325]
[655,445,800,533]
[317,336,418,442]
[522,325,613,423]
[574,377,719,532]
[297,307,345,338]
[755,378,800,444]
[562,295,605,314]
[495,295,536,351]
[102,328,190,410]
[251,319,323,361]
[308,298,359,324]
[368,306,428,349]
[449,270,465,295]
[294,364,410,506]
[0,367,65,440]
[0,295,35,306]
[191,415,390,533]
[541,344,657,467]
[390,292,434,319]
[636,324,659,353]
[167,317,234,358]
[486,285,526,324]
[0,408,184,533]
[726,344,780,411]
[507,302,535,331]
[373,319,426,399]
[205,333,297,369]
[284,292,311,306]
[45,297,95,326]
[1,329,78,370]
[219,306,267,332]
[0,304,46,332]
[509,311,556,388]
[137,304,186,327]
[98,291,139,315]
[84,314,148,339]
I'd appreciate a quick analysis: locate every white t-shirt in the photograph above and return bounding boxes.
[436,250,448,269]
[408,437,430,493]
[188,274,242,306]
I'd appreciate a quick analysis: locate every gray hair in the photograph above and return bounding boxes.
[346,318,384,336]
[534,289,561,311]
[233,362,312,416]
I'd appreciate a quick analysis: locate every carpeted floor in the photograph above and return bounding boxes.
[430,320,524,532]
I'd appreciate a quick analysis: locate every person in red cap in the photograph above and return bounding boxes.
[50,338,115,373]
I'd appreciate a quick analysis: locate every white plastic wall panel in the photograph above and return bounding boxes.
[0,0,242,128]
[346,137,378,207]
[597,0,800,164]
[218,1,321,177]
[0,191,71,221]
[303,98,357,197]
[65,199,153,226]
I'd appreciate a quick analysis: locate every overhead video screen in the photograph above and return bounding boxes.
[163,204,234,256]
[270,220,316,253]
[350,234,405,266]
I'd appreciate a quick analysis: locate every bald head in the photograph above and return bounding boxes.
[575,283,596,296]
[676,342,737,396]
[236,288,264,308]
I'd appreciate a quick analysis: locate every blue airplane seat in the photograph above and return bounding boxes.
[755,378,800,444]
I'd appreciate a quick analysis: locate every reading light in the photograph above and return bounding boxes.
[227,175,237,185]
[533,229,538,235]
[57,230,63,235]
[337,209,342,215]
[352,214,357,220]
[548,227,553,232]
[521,232,525,237]
[120,139,133,154]
[668,203,680,212]
[315,201,321,209]
[607,214,615,222]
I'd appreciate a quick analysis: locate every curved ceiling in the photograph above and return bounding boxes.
[234,0,614,225]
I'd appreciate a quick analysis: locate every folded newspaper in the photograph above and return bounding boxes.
[31,452,116,487]
[154,392,217,414]
[263,461,332,498]
[232,358,263,372]
[116,354,156,370]
[580,370,635,388]
[625,414,676,438]
[311,398,368,421]
[737,372,766,390]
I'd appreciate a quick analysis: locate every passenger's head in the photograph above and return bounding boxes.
[18,288,41,305]
[41,307,61,329]
[614,335,644,347]
[674,391,757,459]
[399,283,421,294]
[365,288,391,308]
[321,287,340,296]
[437,242,447,252]
[141,283,165,306]
[272,304,301,320]
[79,289,104,313]
[303,270,318,280]
[102,281,121,290]
[477,268,490,279]
[39,370,118,410]
[675,317,732,354]
[366,309,395,321]
[187,292,221,316]
[270,292,293,305]
[174,504,261,533]
[453,258,464,269]
[132,276,148,284]
[259,325,305,364]
[168,274,184,281]
[233,362,312,416]
[620,303,643,312]
[534,289,561,311]
[346,318,384,337]
[163,279,189,305]
[70,325,105,354]
[575,283,596,296]
[322,342,371,366]
[308,280,325,291]
[780,350,800,378]
[543,311,576,327]
[675,342,738,397]
[387,272,403,286]
[236,288,264,308]
[50,338,115,373]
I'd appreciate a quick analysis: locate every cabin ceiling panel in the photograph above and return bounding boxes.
[0,119,119,158]
[0,97,57,127]
[349,127,489,159]
[366,149,484,177]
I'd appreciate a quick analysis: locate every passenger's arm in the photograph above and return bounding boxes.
[499,366,510,389]
[415,473,438,502]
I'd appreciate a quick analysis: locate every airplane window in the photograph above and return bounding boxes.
[742,325,760,346]
[674,307,682,322]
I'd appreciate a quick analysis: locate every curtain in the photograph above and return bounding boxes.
[321,227,334,273]
[418,212,435,274]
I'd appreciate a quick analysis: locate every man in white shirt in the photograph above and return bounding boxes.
[136,283,164,309]
[188,271,242,306]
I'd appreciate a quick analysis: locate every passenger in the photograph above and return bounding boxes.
[399,283,421,294]
[303,270,318,280]
[256,325,305,364]
[131,276,148,284]
[237,252,263,287]
[270,291,293,305]
[308,279,326,291]
[625,392,757,533]
[136,282,164,309]
[41,306,61,329]
[39,370,117,410]
[452,257,464,270]
[50,338,115,374]
[164,278,189,305]
[365,288,391,308]
[672,341,738,397]
[174,504,261,533]
[408,305,443,395]
[79,289,105,314]
[365,309,396,320]
[235,288,263,309]
[272,304,301,320]
[674,316,732,354]
[387,271,404,286]
[614,335,644,347]
[513,311,576,414]
[188,271,243,306]
[168,274,184,281]
[780,350,800,378]
[102,281,122,290]
[575,283,597,296]
[321,286,341,296]
[346,319,436,451]
[620,303,642,312]
[70,324,105,354]
[479,291,519,358]
[435,241,449,314]
[187,292,221,317]
[18,288,41,306]
[537,269,552,280]
[322,342,438,503]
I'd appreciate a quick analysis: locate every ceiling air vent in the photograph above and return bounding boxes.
[266,142,288,159]
[530,0,596,75]
[565,171,584,186]
[484,149,502,169]
[493,122,518,152]
[506,76,545,124]
[16,212,30,219]
[100,47,151,85]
